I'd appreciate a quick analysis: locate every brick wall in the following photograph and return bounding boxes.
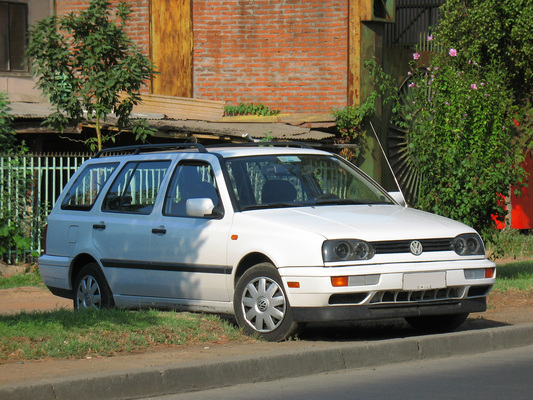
[193,0,349,113]
[55,0,151,92]
[55,0,349,113]
[55,0,150,54]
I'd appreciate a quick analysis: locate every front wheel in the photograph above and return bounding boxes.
[73,263,114,310]
[234,263,300,341]
[405,313,469,333]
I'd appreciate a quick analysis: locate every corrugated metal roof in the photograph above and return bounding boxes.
[8,101,335,141]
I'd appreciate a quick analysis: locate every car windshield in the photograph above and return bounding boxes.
[224,154,394,210]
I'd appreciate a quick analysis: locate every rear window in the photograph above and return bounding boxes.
[102,160,171,214]
[61,163,119,211]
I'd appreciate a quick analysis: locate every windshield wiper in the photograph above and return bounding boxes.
[314,199,367,205]
[241,202,307,211]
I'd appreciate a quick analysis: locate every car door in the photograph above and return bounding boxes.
[92,159,172,296]
[149,159,233,301]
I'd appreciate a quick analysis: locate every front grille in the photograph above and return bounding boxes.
[370,287,464,304]
[371,238,453,254]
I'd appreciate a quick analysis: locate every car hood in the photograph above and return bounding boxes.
[242,205,476,241]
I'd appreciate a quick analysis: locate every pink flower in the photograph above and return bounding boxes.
[413,53,420,60]
[449,49,457,57]
[427,34,433,41]
[471,84,478,90]
[408,82,415,88]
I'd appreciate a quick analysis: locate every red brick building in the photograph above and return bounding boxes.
[52,0,394,114]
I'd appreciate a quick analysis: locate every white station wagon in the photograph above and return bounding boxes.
[39,143,496,341]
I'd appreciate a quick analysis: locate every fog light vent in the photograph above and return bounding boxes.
[467,285,491,297]
[329,293,369,305]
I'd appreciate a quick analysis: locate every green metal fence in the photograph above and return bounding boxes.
[0,153,92,263]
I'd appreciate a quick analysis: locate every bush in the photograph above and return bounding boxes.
[224,103,280,117]
[0,94,38,262]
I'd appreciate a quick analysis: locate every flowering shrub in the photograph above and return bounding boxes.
[396,44,529,235]
[384,0,533,237]
[438,0,532,105]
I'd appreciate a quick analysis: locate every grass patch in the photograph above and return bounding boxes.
[494,260,533,292]
[0,268,43,289]
[0,308,252,361]
[486,229,533,260]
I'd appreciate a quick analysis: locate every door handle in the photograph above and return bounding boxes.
[152,227,167,234]
[93,223,106,230]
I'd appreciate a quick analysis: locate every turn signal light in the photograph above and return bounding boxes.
[331,276,349,287]
[485,268,495,279]
[287,281,300,288]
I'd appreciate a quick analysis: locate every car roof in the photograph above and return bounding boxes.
[92,142,331,160]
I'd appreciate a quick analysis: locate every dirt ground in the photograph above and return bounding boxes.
[0,285,532,386]
[1,285,532,323]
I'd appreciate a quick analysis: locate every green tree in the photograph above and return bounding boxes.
[26,0,156,151]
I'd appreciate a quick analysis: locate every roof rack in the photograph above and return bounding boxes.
[93,143,208,158]
[206,141,314,150]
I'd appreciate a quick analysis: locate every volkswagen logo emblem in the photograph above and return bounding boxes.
[410,240,423,256]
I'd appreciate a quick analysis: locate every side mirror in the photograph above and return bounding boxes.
[388,191,407,207]
[186,198,222,218]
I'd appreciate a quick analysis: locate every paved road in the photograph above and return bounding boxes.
[149,344,533,400]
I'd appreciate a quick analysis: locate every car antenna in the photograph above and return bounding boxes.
[369,121,408,206]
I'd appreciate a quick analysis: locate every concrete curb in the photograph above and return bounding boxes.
[3,323,533,400]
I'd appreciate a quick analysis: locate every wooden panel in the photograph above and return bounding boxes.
[131,94,225,122]
[151,0,193,97]
[348,0,361,107]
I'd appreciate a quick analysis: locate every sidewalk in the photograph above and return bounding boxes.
[2,318,533,400]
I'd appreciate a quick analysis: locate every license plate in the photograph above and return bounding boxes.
[403,272,446,290]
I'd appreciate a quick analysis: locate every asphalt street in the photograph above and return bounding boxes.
[152,344,533,400]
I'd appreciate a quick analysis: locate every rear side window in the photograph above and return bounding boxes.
[102,160,171,214]
[61,163,118,211]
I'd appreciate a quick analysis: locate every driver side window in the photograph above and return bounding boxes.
[163,162,220,217]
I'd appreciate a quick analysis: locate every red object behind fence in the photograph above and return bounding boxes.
[510,150,533,230]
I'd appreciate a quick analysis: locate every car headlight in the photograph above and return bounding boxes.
[323,240,375,262]
[453,233,485,256]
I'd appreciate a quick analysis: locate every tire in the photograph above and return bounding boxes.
[234,263,300,341]
[405,313,469,333]
[73,263,115,310]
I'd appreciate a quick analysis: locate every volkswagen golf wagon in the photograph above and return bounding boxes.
[39,142,496,341]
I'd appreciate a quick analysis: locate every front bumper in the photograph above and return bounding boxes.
[291,297,486,323]
[280,258,495,322]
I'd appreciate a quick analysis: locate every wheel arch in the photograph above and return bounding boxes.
[233,252,275,287]
[70,253,99,288]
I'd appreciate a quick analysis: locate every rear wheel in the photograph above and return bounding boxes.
[405,313,469,333]
[73,263,114,310]
[234,263,300,341]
